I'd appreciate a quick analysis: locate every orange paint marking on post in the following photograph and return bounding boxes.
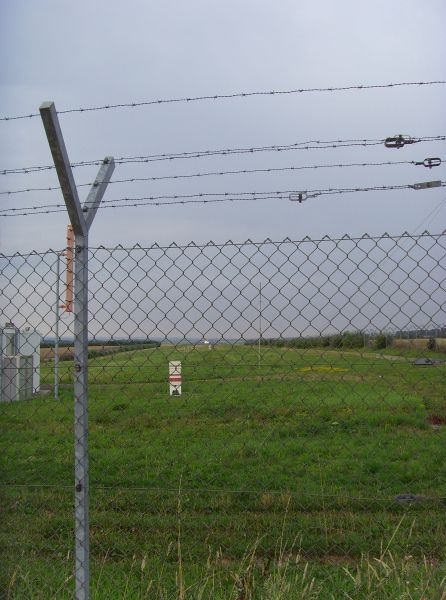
[62,224,74,312]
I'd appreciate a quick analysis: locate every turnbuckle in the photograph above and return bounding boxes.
[289,192,308,203]
[384,135,417,149]
[414,157,441,168]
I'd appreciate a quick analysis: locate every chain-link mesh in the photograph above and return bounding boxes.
[1,232,445,598]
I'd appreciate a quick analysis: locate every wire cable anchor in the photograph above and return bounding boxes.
[411,180,443,190]
[414,157,442,168]
[289,191,320,203]
[289,192,307,203]
[384,135,418,149]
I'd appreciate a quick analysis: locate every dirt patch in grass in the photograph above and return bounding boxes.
[428,415,446,426]
[40,345,123,361]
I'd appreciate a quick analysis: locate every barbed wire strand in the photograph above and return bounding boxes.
[0,189,292,213]
[2,158,442,197]
[2,182,445,218]
[1,80,445,121]
[2,135,445,176]
[0,184,418,214]
[0,138,385,175]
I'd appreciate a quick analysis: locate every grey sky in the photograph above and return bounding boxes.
[1,0,445,253]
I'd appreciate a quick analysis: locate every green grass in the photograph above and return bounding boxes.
[1,344,445,597]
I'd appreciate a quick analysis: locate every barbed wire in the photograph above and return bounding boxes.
[2,158,442,196]
[0,138,384,175]
[2,136,445,176]
[2,182,444,217]
[0,189,289,213]
[1,80,445,121]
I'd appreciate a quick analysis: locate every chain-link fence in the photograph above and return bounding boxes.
[1,232,445,598]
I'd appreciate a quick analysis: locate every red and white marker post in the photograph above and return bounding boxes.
[169,361,182,396]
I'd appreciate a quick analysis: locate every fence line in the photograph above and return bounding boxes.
[1,231,445,598]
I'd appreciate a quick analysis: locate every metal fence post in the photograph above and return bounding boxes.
[54,251,61,400]
[73,228,89,597]
[39,101,114,600]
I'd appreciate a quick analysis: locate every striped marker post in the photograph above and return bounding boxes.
[169,361,182,396]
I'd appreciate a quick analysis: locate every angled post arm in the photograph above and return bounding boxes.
[83,156,115,230]
[39,102,87,237]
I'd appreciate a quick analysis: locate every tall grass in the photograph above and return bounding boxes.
[5,538,446,599]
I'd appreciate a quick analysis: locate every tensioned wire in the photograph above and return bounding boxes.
[2,182,445,217]
[2,135,445,176]
[1,158,443,197]
[1,80,445,121]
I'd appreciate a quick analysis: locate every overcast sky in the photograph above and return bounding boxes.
[1,0,445,254]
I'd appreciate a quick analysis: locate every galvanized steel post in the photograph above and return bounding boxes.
[54,251,61,400]
[39,101,114,600]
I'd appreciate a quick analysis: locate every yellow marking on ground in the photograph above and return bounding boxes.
[298,366,349,373]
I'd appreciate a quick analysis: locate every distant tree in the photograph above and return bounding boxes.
[375,333,387,349]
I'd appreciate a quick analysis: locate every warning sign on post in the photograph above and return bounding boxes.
[169,361,182,396]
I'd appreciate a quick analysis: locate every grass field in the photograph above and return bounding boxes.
[1,344,445,598]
